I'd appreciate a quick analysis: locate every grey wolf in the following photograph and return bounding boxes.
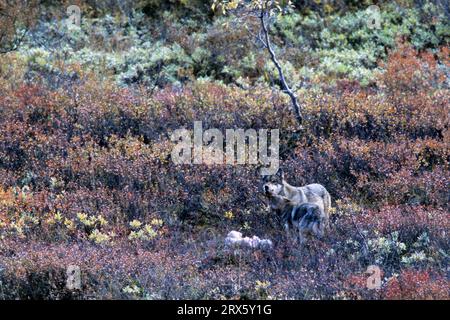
[264,187,325,242]
[263,171,332,227]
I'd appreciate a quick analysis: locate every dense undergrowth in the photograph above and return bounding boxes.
[0,0,448,299]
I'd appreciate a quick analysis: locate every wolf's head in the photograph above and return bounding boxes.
[263,187,294,223]
[263,182,283,196]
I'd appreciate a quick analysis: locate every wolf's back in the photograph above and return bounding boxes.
[303,183,331,216]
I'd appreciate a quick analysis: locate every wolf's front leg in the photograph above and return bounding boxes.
[284,223,290,238]
[297,228,305,246]
[285,223,299,245]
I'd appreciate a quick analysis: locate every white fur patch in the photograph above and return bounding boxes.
[224,231,273,249]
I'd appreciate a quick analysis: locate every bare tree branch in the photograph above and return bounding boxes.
[259,9,303,126]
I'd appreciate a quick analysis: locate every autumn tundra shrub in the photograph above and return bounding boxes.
[384,270,449,300]
[0,43,448,299]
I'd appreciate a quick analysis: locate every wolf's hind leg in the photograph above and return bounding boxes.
[313,222,325,239]
[323,190,332,219]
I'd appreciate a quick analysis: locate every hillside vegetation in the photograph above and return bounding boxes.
[0,0,448,299]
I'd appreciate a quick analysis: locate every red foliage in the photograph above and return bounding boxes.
[384,270,449,300]
[0,42,448,299]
